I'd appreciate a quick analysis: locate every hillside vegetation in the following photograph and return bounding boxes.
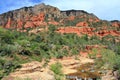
[0,24,120,79]
[0,3,120,80]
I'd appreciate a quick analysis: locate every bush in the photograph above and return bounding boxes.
[0,44,19,56]
[0,28,15,44]
[48,24,56,32]
[91,48,120,72]
[50,62,63,80]
[0,58,21,79]
[50,62,62,75]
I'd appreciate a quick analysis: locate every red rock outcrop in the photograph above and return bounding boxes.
[81,27,95,36]
[17,19,23,29]
[80,51,89,58]
[96,30,120,37]
[56,26,120,37]
[0,3,119,38]
[5,17,11,28]
[79,15,87,18]
[68,16,75,21]
[4,12,47,29]
[95,18,100,22]
[56,27,95,36]
[88,18,100,22]
[31,13,45,22]
[111,22,120,27]
[24,21,35,28]
[109,30,120,36]
[23,13,47,28]
[48,21,59,25]
[56,27,80,35]
[76,22,88,27]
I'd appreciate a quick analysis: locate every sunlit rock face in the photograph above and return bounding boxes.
[0,3,120,37]
[5,17,11,28]
[0,3,98,29]
[111,20,120,28]
[76,22,88,27]
[56,27,95,36]
[0,3,61,29]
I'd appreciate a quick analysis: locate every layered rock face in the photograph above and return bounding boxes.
[56,27,95,36]
[0,3,120,37]
[0,3,61,29]
[111,20,120,28]
[0,3,98,29]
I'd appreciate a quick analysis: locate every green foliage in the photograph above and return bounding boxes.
[50,62,62,75]
[0,28,15,44]
[48,24,57,32]
[115,45,120,55]
[0,26,120,79]
[100,49,120,70]
[91,48,120,72]
[50,62,63,80]
[101,35,120,54]
[0,57,21,79]
[0,44,20,56]
[88,48,98,59]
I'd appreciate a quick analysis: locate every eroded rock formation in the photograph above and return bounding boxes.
[5,17,11,28]
[76,22,88,27]
[0,3,99,29]
[0,3,119,37]
[97,30,120,37]
[56,27,95,36]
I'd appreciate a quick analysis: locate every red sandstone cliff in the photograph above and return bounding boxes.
[0,3,119,37]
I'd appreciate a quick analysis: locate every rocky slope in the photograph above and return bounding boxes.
[0,3,60,29]
[0,3,120,80]
[0,3,120,37]
[0,3,98,29]
[2,56,94,80]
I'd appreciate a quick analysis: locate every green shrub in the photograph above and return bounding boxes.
[50,62,63,80]
[48,24,57,32]
[92,48,120,72]
[0,28,15,44]
[88,48,99,59]
[0,44,19,56]
[0,57,21,79]
[50,62,62,75]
